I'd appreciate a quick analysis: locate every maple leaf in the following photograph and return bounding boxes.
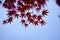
[42,10,49,16]
[7,17,13,23]
[40,20,46,26]
[56,0,60,6]
[3,2,8,8]
[3,0,16,9]
[32,14,37,19]
[34,21,38,26]
[8,3,16,9]
[14,14,19,18]
[28,18,34,24]
[26,12,31,17]
[3,20,7,24]
[22,5,32,10]
[24,23,28,28]
[17,7,25,12]
[37,15,42,21]
[20,13,25,18]
[41,0,46,7]
[21,19,26,24]
[7,10,16,17]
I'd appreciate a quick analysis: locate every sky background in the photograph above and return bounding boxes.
[0,0,60,40]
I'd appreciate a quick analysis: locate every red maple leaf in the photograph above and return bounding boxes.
[26,12,31,17]
[40,20,46,26]
[32,14,37,19]
[42,10,49,16]
[7,3,16,9]
[7,10,16,17]
[21,19,26,24]
[56,0,60,6]
[7,17,13,23]
[37,15,42,21]
[3,20,7,24]
[3,2,8,8]
[33,21,38,26]
[14,14,19,18]
[28,18,34,24]
[41,0,46,7]
[17,7,25,12]
[24,23,28,28]
[20,13,25,18]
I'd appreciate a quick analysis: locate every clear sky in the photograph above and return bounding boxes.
[0,0,60,40]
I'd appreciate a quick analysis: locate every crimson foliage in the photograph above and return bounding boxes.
[56,0,60,6]
[1,0,49,28]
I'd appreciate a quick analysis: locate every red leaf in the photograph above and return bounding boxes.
[41,0,46,6]
[24,23,28,28]
[3,20,7,24]
[8,3,16,9]
[37,15,42,21]
[21,19,26,24]
[17,7,25,12]
[14,14,19,18]
[26,12,31,17]
[40,20,46,26]
[7,17,13,23]
[20,13,25,18]
[32,14,37,19]
[42,10,48,16]
[28,18,34,23]
[7,10,16,17]
[56,0,60,6]
[3,2,8,8]
[34,21,38,26]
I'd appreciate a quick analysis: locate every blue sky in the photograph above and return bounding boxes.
[0,0,60,40]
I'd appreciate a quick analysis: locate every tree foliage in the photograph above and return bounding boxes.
[56,0,60,6]
[0,0,49,28]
